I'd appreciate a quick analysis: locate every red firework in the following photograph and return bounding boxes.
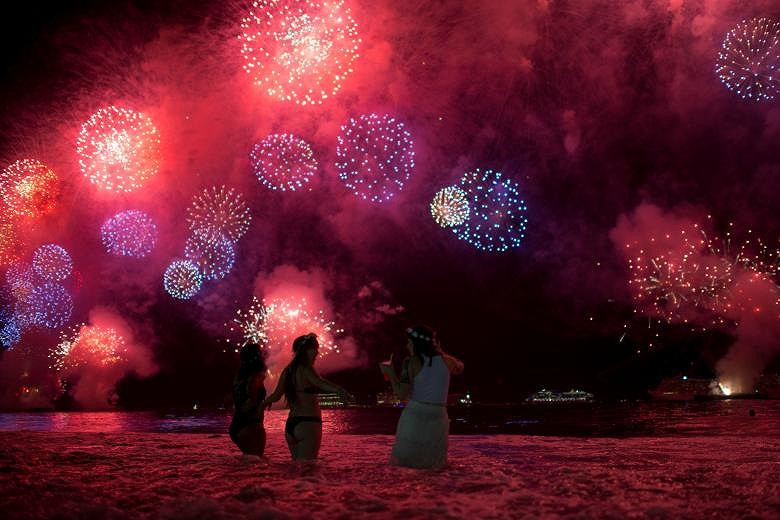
[238,0,361,106]
[52,325,127,372]
[75,106,161,193]
[0,221,25,267]
[0,159,59,219]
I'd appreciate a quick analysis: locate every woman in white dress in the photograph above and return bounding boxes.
[380,325,464,469]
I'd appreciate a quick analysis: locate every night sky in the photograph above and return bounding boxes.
[1,0,779,409]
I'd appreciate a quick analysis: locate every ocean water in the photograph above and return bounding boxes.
[0,399,776,436]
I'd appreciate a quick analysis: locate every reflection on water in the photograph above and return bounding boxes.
[0,400,777,436]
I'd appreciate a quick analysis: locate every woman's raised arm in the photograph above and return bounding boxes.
[442,353,464,375]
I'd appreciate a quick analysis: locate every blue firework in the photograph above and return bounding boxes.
[32,244,72,281]
[163,259,203,300]
[451,169,528,252]
[335,113,415,202]
[0,306,21,349]
[184,230,236,280]
[716,18,780,102]
[101,210,158,258]
[16,282,73,329]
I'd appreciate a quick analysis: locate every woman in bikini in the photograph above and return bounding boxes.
[229,343,267,456]
[263,333,351,460]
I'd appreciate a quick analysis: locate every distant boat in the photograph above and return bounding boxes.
[525,389,594,404]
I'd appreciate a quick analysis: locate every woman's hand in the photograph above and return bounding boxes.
[379,353,394,379]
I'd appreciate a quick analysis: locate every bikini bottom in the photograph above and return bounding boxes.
[285,415,322,442]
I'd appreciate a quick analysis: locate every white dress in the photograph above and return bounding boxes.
[390,355,450,469]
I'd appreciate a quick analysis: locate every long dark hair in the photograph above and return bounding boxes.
[282,333,318,405]
[237,343,266,380]
[234,343,266,407]
[406,325,438,366]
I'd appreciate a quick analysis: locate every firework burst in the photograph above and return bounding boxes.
[0,306,21,350]
[76,106,161,192]
[716,17,780,101]
[5,262,36,300]
[250,133,318,192]
[16,282,73,329]
[184,230,236,280]
[335,113,415,202]
[430,186,469,228]
[451,169,528,252]
[227,295,270,346]
[51,324,126,372]
[32,244,72,281]
[238,0,361,106]
[626,222,780,325]
[228,296,342,357]
[100,210,158,258]
[163,259,203,300]
[0,159,59,219]
[186,186,252,243]
[0,221,25,267]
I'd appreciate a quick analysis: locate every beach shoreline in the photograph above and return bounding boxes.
[1,431,777,519]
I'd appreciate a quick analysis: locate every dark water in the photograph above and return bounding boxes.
[0,400,777,437]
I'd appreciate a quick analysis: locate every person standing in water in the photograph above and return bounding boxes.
[263,333,352,460]
[229,343,267,456]
[380,325,464,469]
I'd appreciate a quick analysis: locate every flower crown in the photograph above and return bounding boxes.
[406,328,432,342]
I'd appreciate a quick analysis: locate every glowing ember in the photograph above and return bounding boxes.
[335,113,415,202]
[430,186,469,228]
[76,106,161,192]
[716,17,780,102]
[186,186,252,244]
[238,0,361,106]
[250,133,318,192]
[0,159,59,219]
[51,324,126,372]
